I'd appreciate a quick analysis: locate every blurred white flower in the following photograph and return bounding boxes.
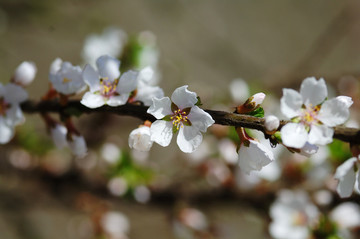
[13,61,37,86]
[101,211,130,238]
[269,190,319,239]
[101,142,121,164]
[50,124,68,149]
[49,58,86,95]
[0,83,28,144]
[107,177,128,196]
[82,27,127,66]
[229,78,249,103]
[68,134,87,158]
[330,202,360,229]
[134,185,151,203]
[334,155,360,198]
[81,55,138,108]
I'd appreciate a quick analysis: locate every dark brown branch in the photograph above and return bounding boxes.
[21,100,360,145]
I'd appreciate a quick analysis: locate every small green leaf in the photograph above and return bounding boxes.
[195,96,203,106]
[246,106,264,118]
[162,115,172,121]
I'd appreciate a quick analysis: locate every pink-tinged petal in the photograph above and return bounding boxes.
[187,106,215,133]
[135,85,164,106]
[96,55,120,80]
[300,77,327,106]
[238,140,274,174]
[171,85,198,109]
[4,83,28,103]
[280,123,308,148]
[318,98,350,127]
[106,94,129,106]
[83,64,101,92]
[117,70,138,94]
[280,88,302,119]
[150,120,173,147]
[334,157,357,198]
[80,92,105,108]
[176,126,203,153]
[128,126,153,152]
[147,97,172,119]
[0,118,14,144]
[308,125,333,145]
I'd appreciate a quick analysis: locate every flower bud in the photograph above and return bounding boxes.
[264,115,280,133]
[69,134,87,158]
[50,124,68,149]
[13,61,37,86]
[128,125,153,151]
[237,92,266,113]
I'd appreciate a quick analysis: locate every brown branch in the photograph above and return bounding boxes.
[21,100,360,145]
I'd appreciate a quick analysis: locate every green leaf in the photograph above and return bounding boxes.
[195,96,203,106]
[246,106,264,118]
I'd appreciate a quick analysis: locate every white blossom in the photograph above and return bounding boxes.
[49,58,86,95]
[13,61,37,86]
[334,156,360,198]
[269,190,319,239]
[82,27,127,66]
[68,134,87,158]
[238,139,274,174]
[101,211,130,238]
[0,83,28,144]
[81,55,138,108]
[229,78,249,103]
[50,124,68,149]
[147,85,214,153]
[128,125,153,151]
[280,77,351,148]
[133,67,164,106]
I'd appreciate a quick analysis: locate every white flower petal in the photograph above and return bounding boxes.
[334,158,357,198]
[238,140,274,174]
[187,106,214,133]
[308,125,333,145]
[280,123,308,148]
[171,85,198,109]
[336,96,353,108]
[4,83,28,103]
[135,85,164,106]
[51,124,68,149]
[96,55,120,80]
[138,66,155,85]
[147,97,172,119]
[69,135,87,158]
[117,70,138,94]
[80,92,105,108]
[83,64,101,92]
[280,88,303,119]
[5,104,24,126]
[300,77,327,106]
[299,142,319,157]
[128,126,153,151]
[150,120,173,147]
[106,94,129,107]
[176,126,203,153]
[0,118,14,144]
[318,98,350,127]
[49,58,62,75]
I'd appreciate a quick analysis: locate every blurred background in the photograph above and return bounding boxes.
[1,0,360,238]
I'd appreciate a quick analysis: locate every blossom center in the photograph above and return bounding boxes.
[100,78,119,97]
[171,109,190,130]
[292,211,307,226]
[300,104,320,126]
[0,98,10,116]
[62,77,72,84]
